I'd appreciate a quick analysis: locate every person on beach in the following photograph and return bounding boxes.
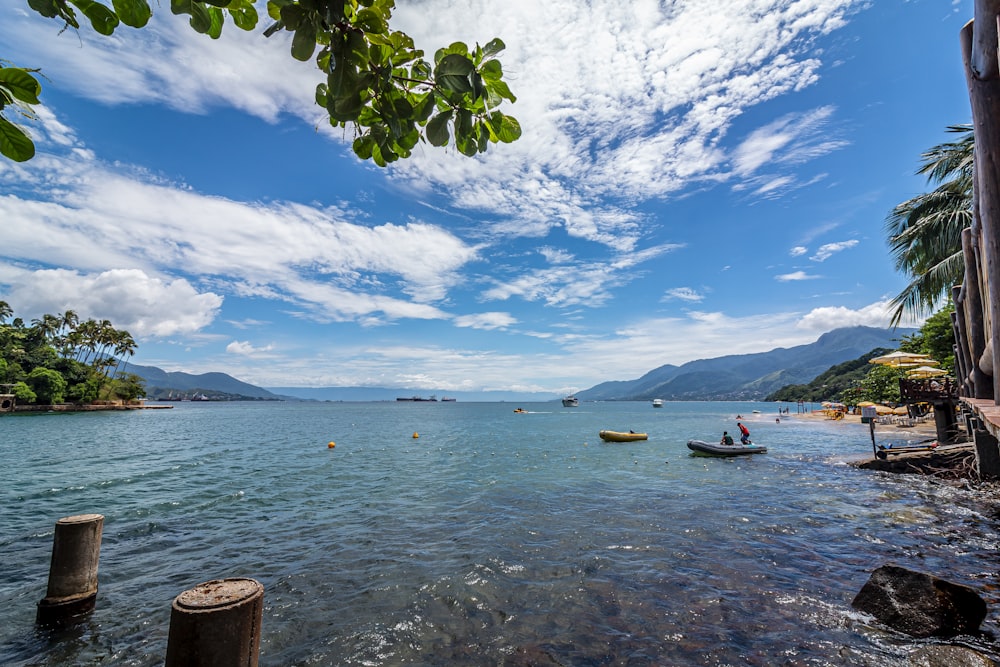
[737,422,751,444]
[720,431,735,446]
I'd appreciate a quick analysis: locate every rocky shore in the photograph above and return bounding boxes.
[792,410,981,481]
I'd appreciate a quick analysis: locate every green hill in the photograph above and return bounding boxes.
[764,348,893,402]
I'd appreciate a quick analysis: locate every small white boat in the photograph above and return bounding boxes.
[687,439,767,457]
[562,395,579,407]
[652,399,663,408]
[600,430,648,442]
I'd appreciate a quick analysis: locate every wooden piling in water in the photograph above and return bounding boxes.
[36,513,103,625]
[165,578,264,667]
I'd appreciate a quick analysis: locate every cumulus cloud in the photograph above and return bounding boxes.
[0,151,478,323]
[226,340,275,356]
[790,246,808,256]
[796,299,924,331]
[0,267,222,336]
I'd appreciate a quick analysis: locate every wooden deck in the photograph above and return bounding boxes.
[961,398,1000,438]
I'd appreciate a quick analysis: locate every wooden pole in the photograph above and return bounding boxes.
[953,313,971,397]
[962,9,1000,404]
[36,514,103,626]
[962,228,993,398]
[165,578,264,667]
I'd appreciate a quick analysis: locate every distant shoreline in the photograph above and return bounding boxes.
[7,402,172,413]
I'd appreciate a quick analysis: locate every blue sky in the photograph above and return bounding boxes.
[0,0,972,395]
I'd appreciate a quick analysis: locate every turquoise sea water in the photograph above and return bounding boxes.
[1,400,999,665]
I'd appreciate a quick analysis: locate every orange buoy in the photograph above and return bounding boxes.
[412,432,419,439]
[327,442,335,448]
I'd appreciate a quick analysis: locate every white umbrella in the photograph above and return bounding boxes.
[869,351,936,367]
[906,365,948,378]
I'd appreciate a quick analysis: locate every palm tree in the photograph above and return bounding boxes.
[885,124,973,326]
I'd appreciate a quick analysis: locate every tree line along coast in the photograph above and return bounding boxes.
[0,301,145,409]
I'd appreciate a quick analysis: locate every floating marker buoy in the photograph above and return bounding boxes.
[412,432,419,439]
[328,442,336,448]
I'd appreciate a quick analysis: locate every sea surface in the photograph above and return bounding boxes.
[1,400,999,666]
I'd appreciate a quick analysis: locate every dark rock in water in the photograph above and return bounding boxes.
[909,644,997,666]
[507,645,564,666]
[852,564,987,638]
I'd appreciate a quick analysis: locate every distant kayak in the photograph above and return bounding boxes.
[687,440,767,457]
[599,430,648,442]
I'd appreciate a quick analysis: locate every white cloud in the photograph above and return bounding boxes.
[0,151,478,323]
[790,246,808,256]
[796,299,924,331]
[663,287,705,302]
[226,340,275,356]
[775,271,820,282]
[453,312,518,330]
[810,239,859,262]
[0,266,222,337]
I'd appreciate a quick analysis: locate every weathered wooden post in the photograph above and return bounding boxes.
[961,228,992,398]
[972,420,1000,479]
[962,6,1000,404]
[36,513,103,625]
[164,578,264,667]
[952,286,973,396]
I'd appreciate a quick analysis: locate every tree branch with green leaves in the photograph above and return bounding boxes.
[4,0,521,165]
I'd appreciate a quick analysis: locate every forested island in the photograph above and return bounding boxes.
[0,301,145,408]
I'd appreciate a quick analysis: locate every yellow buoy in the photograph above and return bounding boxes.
[328,441,336,448]
[412,432,419,439]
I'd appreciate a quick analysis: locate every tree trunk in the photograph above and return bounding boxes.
[962,9,1000,404]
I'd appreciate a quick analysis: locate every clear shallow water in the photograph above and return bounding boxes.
[1,400,999,665]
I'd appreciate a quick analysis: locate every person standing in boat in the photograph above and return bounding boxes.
[737,422,751,444]
[720,431,735,446]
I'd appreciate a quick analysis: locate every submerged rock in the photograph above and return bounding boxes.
[852,564,987,638]
[909,644,997,666]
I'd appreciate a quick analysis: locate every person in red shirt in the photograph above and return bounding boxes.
[737,422,751,445]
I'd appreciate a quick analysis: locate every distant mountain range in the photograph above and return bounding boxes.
[127,363,285,400]
[577,326,913,402]
[127,325,912,402]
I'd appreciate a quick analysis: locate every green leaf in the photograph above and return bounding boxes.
[30,0,82,26]
[411,92,435,122]
[291,23,317,61]
[0,116,35,162]
[112,0,151,27]
[330,92,364,122]
[353,134,375,160]
[228,1,258,30]
[206,6,224,38]
[69,0,120,35]
[28,0,63,19]
[435,54,474,94]
[397,127,420,151]
[0,69,43,105]
[426,110,452,147]
[187,1,213,32]
[486,78,516,103]
[480,59,502,81]
[497,114,521,143]
[278,3,304,30]
[355,7,387,34]
[315,83,328,107]
[482,38,505,58]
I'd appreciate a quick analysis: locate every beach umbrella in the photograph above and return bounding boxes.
[856,401,876,407]
[906,365,948,378]
[869,351,936,367]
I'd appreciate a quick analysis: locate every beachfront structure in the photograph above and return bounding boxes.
[949,3,1000,479]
